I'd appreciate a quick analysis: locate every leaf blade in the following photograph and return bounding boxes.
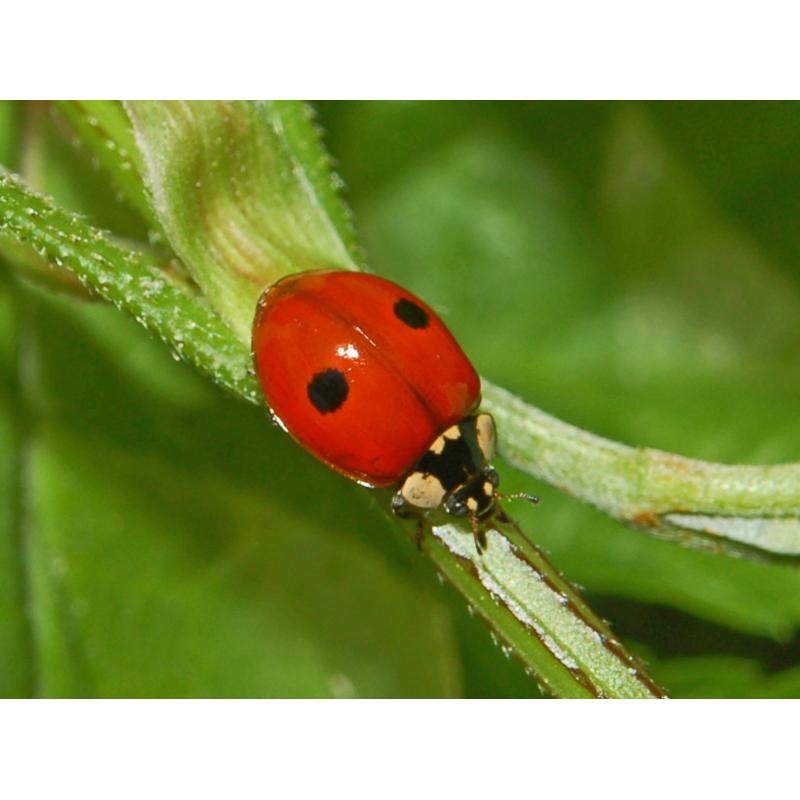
[126,100,359,342]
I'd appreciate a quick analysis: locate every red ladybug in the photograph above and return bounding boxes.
[252,270,535,547]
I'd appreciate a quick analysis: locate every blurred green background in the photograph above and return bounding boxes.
[2,101,800,697]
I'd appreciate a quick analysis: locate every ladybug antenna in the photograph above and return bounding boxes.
[496,491,540,507]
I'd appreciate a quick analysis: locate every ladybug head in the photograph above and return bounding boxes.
[443,465,500,520]
[393,413,539,551]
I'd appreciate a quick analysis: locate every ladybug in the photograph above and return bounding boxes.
[251,270,536,549]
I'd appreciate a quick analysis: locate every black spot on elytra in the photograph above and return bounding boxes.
[394,298,429,329]
[307,368,349,414]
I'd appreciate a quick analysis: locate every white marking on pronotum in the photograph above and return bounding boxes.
[400,472,446,509]
[442,425,460,441]
[429,434,446,455]
[475,413,496,461]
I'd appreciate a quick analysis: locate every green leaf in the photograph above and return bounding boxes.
[125,101,360,343]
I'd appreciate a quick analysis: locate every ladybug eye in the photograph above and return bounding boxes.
[445,495,467,517]
[307,368,349,414]
[393,298,429,329]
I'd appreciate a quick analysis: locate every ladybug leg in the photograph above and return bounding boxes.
[414,518,426,551]
[392,490,427,551]
[469,512,487,554]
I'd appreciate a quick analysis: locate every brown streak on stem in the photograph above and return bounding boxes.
[627,510,661,529]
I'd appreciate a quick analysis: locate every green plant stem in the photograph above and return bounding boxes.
[483,382,800,559]
[427,518,664,697]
